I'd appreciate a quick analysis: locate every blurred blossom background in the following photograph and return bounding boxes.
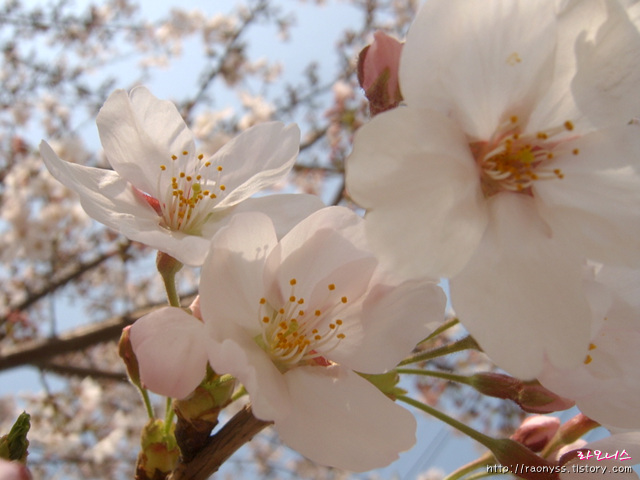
[0,1,620,478]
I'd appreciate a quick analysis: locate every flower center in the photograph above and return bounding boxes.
[470,115,578,197]
[257,278,348,371]
[156,151,227,234]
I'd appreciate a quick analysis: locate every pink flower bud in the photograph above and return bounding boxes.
[0,459,31,480]
[118,326,142,389]
[511,416,561,452]
[357,31,403,115]
[469,372,575,414]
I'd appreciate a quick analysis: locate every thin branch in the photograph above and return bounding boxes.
[1,241,131,326]
[0,294,196,373]
[37,362,128,382]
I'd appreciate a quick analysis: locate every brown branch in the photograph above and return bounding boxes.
[37,362,128,382]
[1,241,131,325]
[168,405,270,480]
[0,294,196,373]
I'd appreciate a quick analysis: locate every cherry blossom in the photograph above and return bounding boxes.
[130,207,446,471]
[346,0,640,378]
[40,86,323,266]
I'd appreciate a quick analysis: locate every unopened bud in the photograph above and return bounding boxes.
[511,416,561,452]
[357,31,403,115]
[135,420,179,480]
[469,372,574,413]
[0,459,31,480]
[118,326,142,389]
[156,251,183,278]
[0,413,30,463]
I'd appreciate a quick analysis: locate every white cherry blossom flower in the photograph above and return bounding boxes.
[130,207,446,471]
[40,86,323,266]
[346,0,640,378]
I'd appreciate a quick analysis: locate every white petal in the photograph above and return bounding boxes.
[130,307,208,399]
[40,141,213,267]
[534,124,640,266]
[450,194,591,379]
[96,87,195,195]
[199,212,277,334]
[276,366,416,472]
[212,122,300,207]
[401,0,557,139]
[329,279,446,373]
[201,193,326,241]
[264,208,376,307]
[571,0,640,129]
[539,296,640,429]
[346,107,488,278]
[206,336,291,422]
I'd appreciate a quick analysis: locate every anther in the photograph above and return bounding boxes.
[328,284,335,291]
[564,121,574,131]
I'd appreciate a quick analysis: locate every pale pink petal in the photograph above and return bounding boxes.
[570,1,640,129]
[265,213,376,307]
[200,193,326,241]
[213,123,300,207]
[534,125,640,267]
[277,366,416,472]
[450,194,591,379]
[539,296,640,429]
[130,307,208,399]
[329,279,446,373]
[199,212,277,333]
[346,107,488,278]
[206,336,291,422]
[400,0,556,139]
[96,87,195,195]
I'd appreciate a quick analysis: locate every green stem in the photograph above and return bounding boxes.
[164,397,175,435]
[397,395,498,451]
[140,388,154,420]
[398,335,480,366]
[419,317,460,345]
[444,451,494,480]
[161,270,181,307]
[395,368,472,385]
[157,252,183,307]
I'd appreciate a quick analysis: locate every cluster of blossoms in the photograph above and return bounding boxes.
[35,0,640,478]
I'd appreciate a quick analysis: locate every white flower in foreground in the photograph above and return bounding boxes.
[346,0,640,379]
[131,207,446,471]
[539,266,640,429]
[40,86,323,266]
